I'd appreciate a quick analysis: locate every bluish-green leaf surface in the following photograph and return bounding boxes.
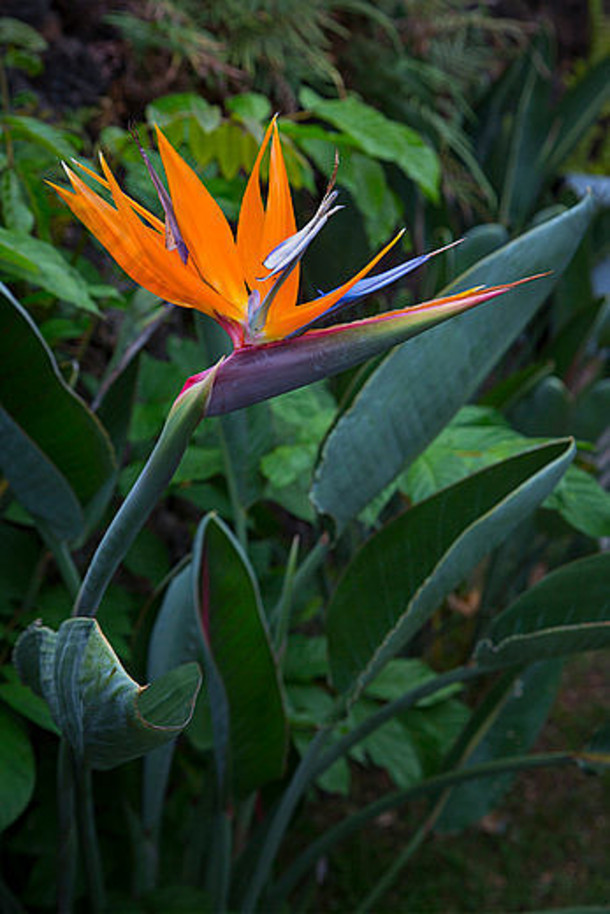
[0,286,115,538]
[475,553,610,668]
[0,703,35,832]
[311,195,595,529]
[299,88,440,201]
[435,661,563,832]
[327,439,574,699]
[398,406,610,538]
[192,515,288,797]
[13,618,201,770]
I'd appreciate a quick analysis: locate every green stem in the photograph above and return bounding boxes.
[268,751,575,909]
[75,763,106,913]
[217,417,248,549]
[74,368,218,617]
[355,801,444,913]
[57,741,78,914]
[239,728,331,914]
[39,524,81,601]
[313,665,482,783]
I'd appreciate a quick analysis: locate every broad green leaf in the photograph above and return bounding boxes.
[1,170,34,233]
[0,287,115,521]
[435,661,562,832]
[0,228,99,313]
[192,515,288,797]
[0,16,47,51]
[13,617,201,770]
[300,88,440,200]
[452,223,509,275]
[227,92,272,123]
[0,677,59,734]
[145,92,222,133]
[546,56,610,175]
[400,405,610,538]
[475,553,610,668]
[143,565,207,850]
[0,703,35,832]
[546,465,610,538]
[1,114,80,159]
[498,35,552,227]
[0,521,39,615]
[0,407,84,540]
[327,440,574,699]
[311,194,595,528]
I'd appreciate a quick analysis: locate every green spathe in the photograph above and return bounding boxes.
[14,617,201,770]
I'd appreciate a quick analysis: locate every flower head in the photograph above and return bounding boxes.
[50,119,528,354]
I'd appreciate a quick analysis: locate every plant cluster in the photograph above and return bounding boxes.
[1,4,610,913]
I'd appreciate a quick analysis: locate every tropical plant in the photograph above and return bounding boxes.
[1,112,609,914]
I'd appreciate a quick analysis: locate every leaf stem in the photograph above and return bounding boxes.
[74,367,218,616]
[57,741,78,914]
[74,762,106,913]
[269,751,575,908]
[315,665,482,782]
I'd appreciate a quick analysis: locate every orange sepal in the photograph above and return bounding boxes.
[154,125,247,310]
[236,119,274,290]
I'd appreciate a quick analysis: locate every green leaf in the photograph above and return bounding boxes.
[1,114,79,159]
[475,553,610,668]
[0,17,47,51]
[4,46,43,75]
[13,618,201,770]
[1,170,35,233]
[0,407,84,540]
[498,37,552,227]
[400,405,610,538]
[300,88,440,200]
[0,521,39,616]
[227,92,272,123]
[546,56,610,175]
[0,228,99,313]
[0,676,60,734]
[546,465,610,538]
[311,194,595,528]
[327,439,575,699]
[143,565,205,855]
[146,93,222,133]
[435,661,562,832]
[193,515,288,797]
[0,703,35,832]
[0,286,115,524]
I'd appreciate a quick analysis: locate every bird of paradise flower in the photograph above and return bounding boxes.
[51,116,542,616]
[50,118,536,415]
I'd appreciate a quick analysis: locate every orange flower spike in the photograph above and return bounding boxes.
[70,159,166,234]
[154,125,247,309]
[257,122,300,313]
[54,163,229,313]
[53,119,535,355]
[236,119,275,290]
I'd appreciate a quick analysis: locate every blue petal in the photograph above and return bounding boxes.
[326,252,432,306]
[286,252,432,338]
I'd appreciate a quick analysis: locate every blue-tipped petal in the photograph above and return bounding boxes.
[261,191,342,280]
[290,239,463,336]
